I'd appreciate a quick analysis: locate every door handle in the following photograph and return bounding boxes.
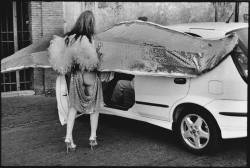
[174,78,186,84]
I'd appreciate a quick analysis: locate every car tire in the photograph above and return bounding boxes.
[176,109,221,154]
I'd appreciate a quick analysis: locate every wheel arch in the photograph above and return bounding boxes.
[171,103,222,139]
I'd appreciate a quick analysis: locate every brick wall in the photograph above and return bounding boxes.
[30,1,63,96]
[44,68,57,96]
[33,68,58,96]
[30,1,42,42]
[30,1,64,43]
[33,68,44,95]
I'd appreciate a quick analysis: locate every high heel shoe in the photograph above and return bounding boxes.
[65,138,77,154]
[89,137,98,151]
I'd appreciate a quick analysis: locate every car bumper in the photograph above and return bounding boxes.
[205,99,247,139]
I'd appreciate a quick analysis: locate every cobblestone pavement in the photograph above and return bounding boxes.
[1,95,247,166]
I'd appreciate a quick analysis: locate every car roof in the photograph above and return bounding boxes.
[166,22,248,39]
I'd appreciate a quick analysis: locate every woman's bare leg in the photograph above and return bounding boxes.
[89,112,99,140]
[85,84,99,140]
[66,107,77,144]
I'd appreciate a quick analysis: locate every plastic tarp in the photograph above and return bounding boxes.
[2,20,239,77]
[95,20,239,77]
[1,38,51,73]
[227,27,248,49]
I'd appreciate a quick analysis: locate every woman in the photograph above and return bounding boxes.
[65,10,117,154]
[49,10,113,153]
[64,10,101,152]
[48,10,108,153]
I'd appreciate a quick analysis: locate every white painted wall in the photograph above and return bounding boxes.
[62,2,248,34]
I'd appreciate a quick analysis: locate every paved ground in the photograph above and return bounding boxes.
[1,95,247,166]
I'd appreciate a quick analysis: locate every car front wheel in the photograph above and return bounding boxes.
[176,110,220,154]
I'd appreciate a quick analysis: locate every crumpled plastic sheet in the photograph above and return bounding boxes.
[95,20,239,77]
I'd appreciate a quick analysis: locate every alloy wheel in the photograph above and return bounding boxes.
[180,114,210,149]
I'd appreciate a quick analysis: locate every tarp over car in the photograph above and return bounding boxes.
[3,20,239,78]
[1,38,51,73]
[95,20,239,77]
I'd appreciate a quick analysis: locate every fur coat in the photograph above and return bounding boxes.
[48,34,99,74]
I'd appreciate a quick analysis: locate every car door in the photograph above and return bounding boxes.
[134,75,190,121]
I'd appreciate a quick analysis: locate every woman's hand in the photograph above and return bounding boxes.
[100,71,114,82]
[96,42,103,61]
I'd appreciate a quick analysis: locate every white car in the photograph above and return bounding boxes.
[162,22,248,153]
[56,21,248,154]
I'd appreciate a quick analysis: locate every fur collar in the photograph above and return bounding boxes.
[48,35,99,74]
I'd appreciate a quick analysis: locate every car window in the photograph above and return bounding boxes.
[232,44,248,83]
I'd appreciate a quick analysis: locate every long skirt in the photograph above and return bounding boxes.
[68,71,103,114]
